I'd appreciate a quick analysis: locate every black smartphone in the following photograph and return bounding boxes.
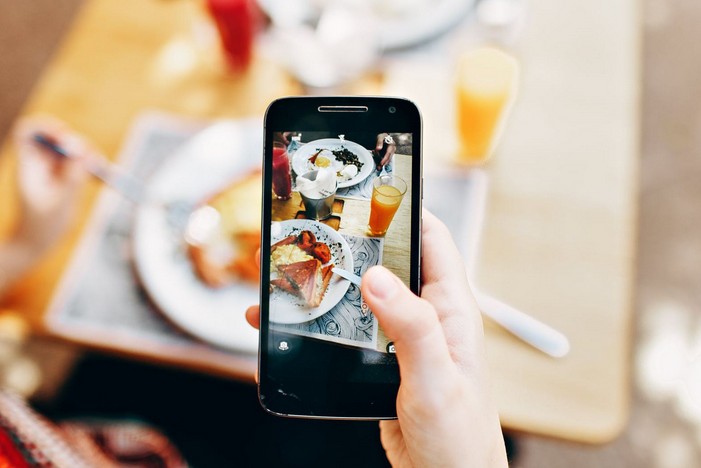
[259,96,422,419]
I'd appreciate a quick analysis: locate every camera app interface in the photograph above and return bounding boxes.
[269,131,413,353]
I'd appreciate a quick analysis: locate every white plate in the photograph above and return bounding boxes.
[132,120,262,353]
[378,0,475,50]
[269,219,352,324]
[257,0,474,51]
[291,138,374,189]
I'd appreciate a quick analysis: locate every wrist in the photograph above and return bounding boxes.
[0,237,44,296]
[11,215,59,255]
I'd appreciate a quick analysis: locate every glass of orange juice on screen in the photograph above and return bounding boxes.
[368,175,407,237]
[456,47,519,164]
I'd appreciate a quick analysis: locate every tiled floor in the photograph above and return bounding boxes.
[2,1,700,466]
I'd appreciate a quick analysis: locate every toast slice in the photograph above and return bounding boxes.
[277,259,320,306]
[270,276,297,296]
[274,259,335,308]
[314,264,334,307]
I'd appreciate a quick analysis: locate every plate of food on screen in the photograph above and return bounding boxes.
[269,219,353,324]
[291,138,374,189]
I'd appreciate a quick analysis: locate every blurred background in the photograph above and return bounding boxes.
[0,0,699,466]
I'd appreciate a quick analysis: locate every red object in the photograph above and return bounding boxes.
[0,427,31,468]
[272,145,292,199]
[206,0,258,72]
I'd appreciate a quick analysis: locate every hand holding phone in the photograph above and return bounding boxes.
[361,210,508,467]
[247,210,508,466]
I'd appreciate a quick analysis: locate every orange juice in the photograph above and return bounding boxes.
[456,47,519,164]
[368,177,406,236]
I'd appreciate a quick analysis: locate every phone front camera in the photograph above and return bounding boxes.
[388,106,396,114]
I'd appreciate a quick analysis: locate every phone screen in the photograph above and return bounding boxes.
[260,97,422,419]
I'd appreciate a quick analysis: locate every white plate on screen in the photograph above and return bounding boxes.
[269,219,352,324]
[291,138,374,189]
[132,119,262,353]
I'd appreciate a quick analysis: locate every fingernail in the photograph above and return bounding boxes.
[366,267,399,300]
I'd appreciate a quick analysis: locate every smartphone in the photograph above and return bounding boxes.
[259,96,422,419]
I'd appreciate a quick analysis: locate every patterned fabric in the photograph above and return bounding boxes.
[0,391,186,468]
[274,234,383,349]
[0,426,31,468]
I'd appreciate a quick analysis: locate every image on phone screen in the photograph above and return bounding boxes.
[268,131,413,354]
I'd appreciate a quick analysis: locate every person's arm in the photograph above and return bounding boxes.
[0,116,90,299]
[0,239,42,297]
[373,133,396,170]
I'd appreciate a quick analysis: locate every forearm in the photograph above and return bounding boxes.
[0,238,43,298]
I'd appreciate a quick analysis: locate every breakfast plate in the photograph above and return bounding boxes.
[269,219,353,324]
[132,119,262,353]
[291,138,374,189]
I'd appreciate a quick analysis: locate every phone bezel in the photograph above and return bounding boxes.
[259,96,423,419]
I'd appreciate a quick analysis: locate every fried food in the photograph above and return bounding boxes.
[187,170,262,287]
[269,229,335,307]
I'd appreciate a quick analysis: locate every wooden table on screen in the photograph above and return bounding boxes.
[0,0,638,443]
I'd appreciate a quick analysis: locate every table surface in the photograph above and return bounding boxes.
[0,0,638,443]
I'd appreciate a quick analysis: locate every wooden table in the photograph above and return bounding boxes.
[0,0,638,444]
[483,0,637,443]
[382,0,638,443]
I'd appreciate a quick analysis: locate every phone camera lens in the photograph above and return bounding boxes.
[388,106,396,114]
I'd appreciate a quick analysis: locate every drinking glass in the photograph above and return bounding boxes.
[368,175,407,237]
[205,0,259,73]
[271,141,292,200]
[455,47,519,164]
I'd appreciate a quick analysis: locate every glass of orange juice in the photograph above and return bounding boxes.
[456,47,519,164]
[368,175,407,237]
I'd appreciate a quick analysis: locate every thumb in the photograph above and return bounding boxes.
[361,266,454,387]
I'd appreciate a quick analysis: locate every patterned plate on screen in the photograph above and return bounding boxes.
[269,219,353,324]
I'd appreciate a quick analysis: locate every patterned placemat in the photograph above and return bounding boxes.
[50,119,199,345]
[45,112,258,377]
[272,234,384,350]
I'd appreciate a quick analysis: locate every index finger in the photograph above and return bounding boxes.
[375,133,386,150]
[246,305,260,330]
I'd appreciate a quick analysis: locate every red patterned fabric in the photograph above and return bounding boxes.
[0,390,186,468]
[0,425,31,468]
